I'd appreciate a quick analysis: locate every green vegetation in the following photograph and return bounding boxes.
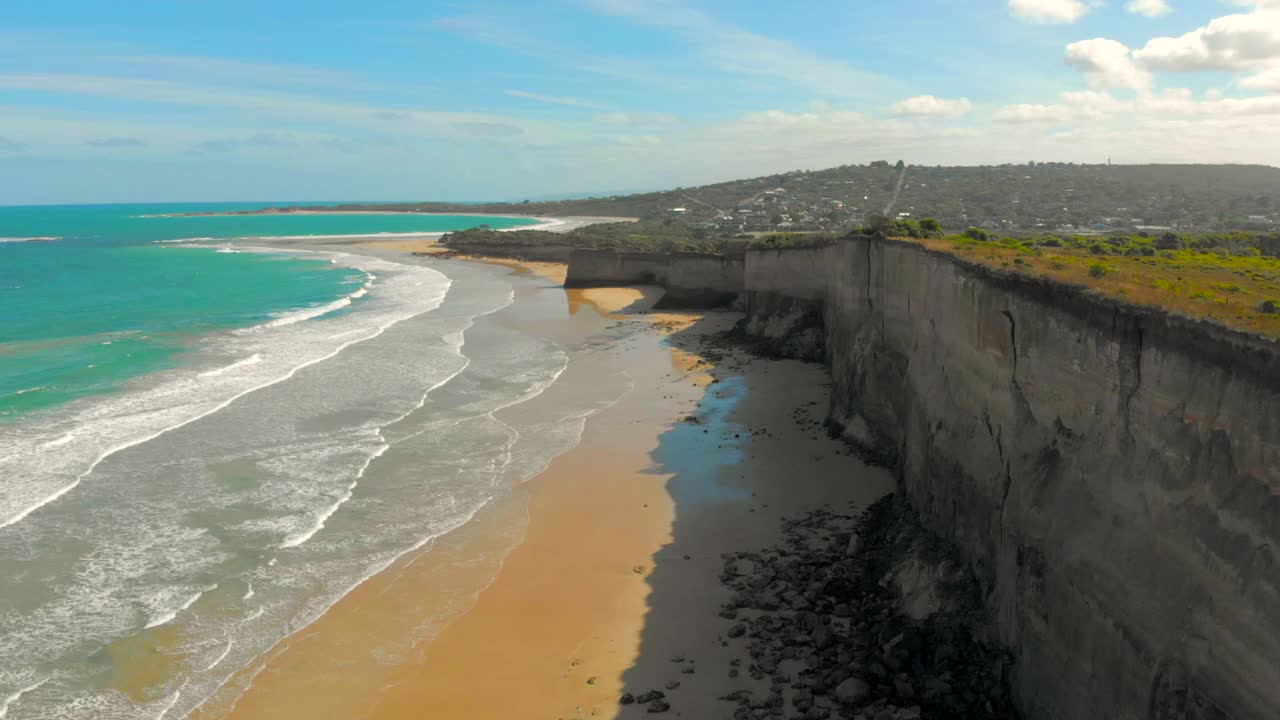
[441,219,724,253]
[898,225,1280,337]
[441,220,840,254]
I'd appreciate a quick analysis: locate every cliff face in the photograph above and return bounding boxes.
[565,249,744,308]
[746,237,1280,720]
[440,242,578,262]
[561,237,1280,719]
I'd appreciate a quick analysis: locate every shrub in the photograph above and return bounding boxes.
[1088,243,1108,255]
[1088,262,1111,278]
[1260,300,1279,314]
[1051,260,1066,270]
[964,227,989,242]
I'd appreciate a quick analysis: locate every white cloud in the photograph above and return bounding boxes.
[1126,0,1172,17]
[615,134,663,146]
[1008,0,1091,24]
[993,103,1070,124]
[890,95,973,118]
[504,89,609,109]
[993,86,1280,125]
[594,111,679,124]
[105,55,374,90]
[1242,66,1280,91]
[580,0,903,101]
[0,73,582,145]
[1065,38,1151,89]
[1133,9,1280,71]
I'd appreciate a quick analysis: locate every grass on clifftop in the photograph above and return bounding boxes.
[896,231,1280,337]
[441,221,836,253]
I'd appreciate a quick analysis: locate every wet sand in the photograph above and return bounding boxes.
[193,250,893,720]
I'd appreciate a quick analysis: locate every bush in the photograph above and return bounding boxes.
[1088,262,1111,278]
[964,227,989,242]
[1260,300,1279,314]
[1088,243,1108,255]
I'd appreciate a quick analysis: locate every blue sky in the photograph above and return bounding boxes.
[1,0,1278,203]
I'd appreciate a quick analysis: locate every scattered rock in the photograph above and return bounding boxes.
[619,693,635,705]
[834,677,871,706]
[712,498,1020,719]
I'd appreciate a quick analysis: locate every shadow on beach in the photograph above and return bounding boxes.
[613,313,895,718]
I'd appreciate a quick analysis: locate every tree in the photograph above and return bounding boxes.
[920,218,942,234]
[895,160,906,170]
[964,227,990,242]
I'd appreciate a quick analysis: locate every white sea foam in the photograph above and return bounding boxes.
[202,640,234,672]
[0,252,451,531]
[0,236,60,243]
[145,586,214,629]
[42,434,74,448]
[199,354,264,378]
[0,679,48,719]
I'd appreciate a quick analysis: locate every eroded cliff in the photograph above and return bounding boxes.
[564,236,1280,719]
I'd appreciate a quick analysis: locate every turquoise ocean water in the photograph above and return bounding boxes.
[0,203,536,417]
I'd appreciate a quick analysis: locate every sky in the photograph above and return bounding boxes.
[1,0,1279,204]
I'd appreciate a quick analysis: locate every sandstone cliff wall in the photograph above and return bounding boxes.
[740,237,1280,720]
[565,249,743,308]
[441,242,578,262]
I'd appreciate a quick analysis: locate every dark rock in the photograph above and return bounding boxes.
[647,699,671,713]
[636,690,665,703]
[833,677,871,706]
[620,693,635,705]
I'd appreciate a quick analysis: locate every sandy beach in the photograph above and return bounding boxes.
[190,245,893,720]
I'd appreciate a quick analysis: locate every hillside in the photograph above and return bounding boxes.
[259,162,1280,235]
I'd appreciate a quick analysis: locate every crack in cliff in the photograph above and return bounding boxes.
[864,239,875,312]
[986,410,1015,557]
[1121,324,1145,442]
[1001,310,1021,393]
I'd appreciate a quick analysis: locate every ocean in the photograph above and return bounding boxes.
[0,204,615,719]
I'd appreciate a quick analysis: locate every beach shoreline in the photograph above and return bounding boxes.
[190,243,893,720]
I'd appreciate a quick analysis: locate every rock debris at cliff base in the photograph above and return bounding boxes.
[708,497,1019,720]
